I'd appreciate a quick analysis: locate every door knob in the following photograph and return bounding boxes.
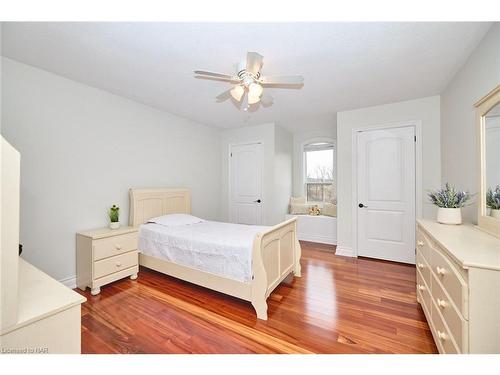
[254,199,261,203]
[358,203,366,208]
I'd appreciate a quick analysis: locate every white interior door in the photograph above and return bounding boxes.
[230,143,263,225]
[356,126,416,264]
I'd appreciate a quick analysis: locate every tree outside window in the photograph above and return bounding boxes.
[304,143,335,203]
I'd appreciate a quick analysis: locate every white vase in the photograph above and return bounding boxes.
[437,207,462,225]
[491,209,500,220]
[109,222,120,230]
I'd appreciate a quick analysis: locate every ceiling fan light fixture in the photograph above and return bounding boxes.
[248,94,261,105]
[230,85,244,101]
[248,82,263,98]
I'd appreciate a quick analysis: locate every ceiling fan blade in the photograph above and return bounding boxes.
[194,70,237,80]
[194,71,240,83]
[246,52,264,74]
[260,75,304,85]
[260,92,274,106]
[215,89,232,102]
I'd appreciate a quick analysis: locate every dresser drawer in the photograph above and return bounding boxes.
[94,251,138,279]
[416,268,431,314]
[93,232,138,261]
[431,272,468,352]
[429,245,468,318]
[431,302,460,354]
[416,249,431,289]
[416,229,432,263]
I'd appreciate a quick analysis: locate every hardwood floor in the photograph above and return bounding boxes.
[76,241,438,354]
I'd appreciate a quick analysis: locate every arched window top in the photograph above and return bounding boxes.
[303,142,334,152]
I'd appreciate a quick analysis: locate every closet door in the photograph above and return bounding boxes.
[229,142,263,225]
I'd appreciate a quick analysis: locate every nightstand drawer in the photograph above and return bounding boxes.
[94,251,138,279]
[93,232,138,261]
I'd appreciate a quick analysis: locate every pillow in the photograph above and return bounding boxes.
[322,203,337,217]
[290,196,306,205]
[290,204,309,215]
[147,214,204,226]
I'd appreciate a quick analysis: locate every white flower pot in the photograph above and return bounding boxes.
[491,209,500,220]
[437,207,462,225]
[109,222,120,230]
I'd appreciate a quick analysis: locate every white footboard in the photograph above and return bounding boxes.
[251,218,302,320]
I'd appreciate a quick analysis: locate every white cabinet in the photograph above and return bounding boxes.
[77,226,139,295]
[417,220,500,353]
[0,136,85,354]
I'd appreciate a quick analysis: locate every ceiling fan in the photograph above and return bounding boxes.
[194,52,304,109]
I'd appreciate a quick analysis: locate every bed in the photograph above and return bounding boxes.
[129,188,301,320]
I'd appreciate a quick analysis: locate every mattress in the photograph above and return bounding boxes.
[138,221,270,282]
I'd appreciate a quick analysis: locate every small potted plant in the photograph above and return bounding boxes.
[108,204,120,229]
[486,186,500,219]
[428,183,471,225]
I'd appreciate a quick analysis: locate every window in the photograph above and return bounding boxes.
[304,142,335,203]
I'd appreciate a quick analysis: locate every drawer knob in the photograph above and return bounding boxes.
[417,284,426,291]
[436,266,446,276]
[437,330,447,341]
[417,263,424,269]
[417,240,424,247]
[116,262,122,268]
[115,244,122,250]
[437,298,447,308]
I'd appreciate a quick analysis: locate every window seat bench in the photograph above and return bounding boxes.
[285,214,337,245]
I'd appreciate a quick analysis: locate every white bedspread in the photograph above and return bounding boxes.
[138,221,270,282]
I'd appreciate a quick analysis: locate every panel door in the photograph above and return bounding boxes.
[230,143,263,225]
[357,126,416,264]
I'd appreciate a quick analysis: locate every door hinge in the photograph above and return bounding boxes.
[230,152,232,157]
[414,135,416,142]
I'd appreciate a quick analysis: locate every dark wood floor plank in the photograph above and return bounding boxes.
[77,242,438,354]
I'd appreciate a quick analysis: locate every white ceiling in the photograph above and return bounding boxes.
[1,22,492,131]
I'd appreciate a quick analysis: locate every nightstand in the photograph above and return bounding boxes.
[76,226,139,295]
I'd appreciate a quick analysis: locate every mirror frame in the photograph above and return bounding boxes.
[475,84,500,237]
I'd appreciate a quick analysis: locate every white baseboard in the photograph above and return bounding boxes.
[59,275,77,289]
[298,233,337,245]
[335,246,356,257]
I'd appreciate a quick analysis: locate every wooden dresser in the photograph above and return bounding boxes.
[416,220,500,353]
[77,226,139,295]
[0,259,86,353]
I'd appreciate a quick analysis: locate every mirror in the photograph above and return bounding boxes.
[484,104,500,218]
[476,85,500,236]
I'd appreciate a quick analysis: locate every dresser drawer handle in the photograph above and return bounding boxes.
[417,240,424,247]
[437,298,447,308]
[436,266,447,276]
[115,244,122,250]
[417,284,426,291]
[437,330,447,341]
[417,263,425,269]
[116,262,122,268]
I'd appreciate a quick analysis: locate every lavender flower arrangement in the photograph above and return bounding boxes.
[428,183,471,208]
[486,186,500,210]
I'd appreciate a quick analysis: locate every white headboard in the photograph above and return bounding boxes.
[129,188,191,227]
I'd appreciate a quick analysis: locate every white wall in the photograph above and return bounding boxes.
[441,23,500,223]
[220,122,292,226]
[273,125,293,224]
[336,96,441,256]
[1,58,222,282]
